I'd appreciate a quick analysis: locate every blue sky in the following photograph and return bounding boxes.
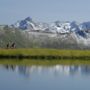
[0,0,90,24]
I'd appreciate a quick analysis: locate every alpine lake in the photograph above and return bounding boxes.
[0,59,90,90]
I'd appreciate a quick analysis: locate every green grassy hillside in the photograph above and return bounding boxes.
[0,48,89,56]
[0,49,90,60]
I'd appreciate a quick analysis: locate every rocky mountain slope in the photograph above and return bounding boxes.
[0,17,90,49]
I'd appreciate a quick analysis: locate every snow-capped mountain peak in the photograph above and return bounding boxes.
[12,17,90,43]
[25,17,32,22]
[12,17,90,33]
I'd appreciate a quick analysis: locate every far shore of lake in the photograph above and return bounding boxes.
[0,48,90,60]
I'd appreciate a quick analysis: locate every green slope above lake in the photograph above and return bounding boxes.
[0,49,90,60]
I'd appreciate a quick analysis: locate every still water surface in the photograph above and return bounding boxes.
[0,64,90,90]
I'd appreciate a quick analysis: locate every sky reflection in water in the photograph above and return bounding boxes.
[0,64,90,90]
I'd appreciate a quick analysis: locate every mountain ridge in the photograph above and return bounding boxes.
[0,17,90,49]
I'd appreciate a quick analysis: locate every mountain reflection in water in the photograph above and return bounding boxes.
[2,65,90,78]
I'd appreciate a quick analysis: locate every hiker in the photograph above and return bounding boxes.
[6,43,9,49]
[11,42,16,49]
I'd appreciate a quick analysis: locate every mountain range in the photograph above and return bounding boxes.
[1,17,90,49]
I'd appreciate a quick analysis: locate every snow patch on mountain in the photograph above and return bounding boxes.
[12,17,90,47]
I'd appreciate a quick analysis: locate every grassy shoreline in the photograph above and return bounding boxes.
[0,59,90,66]
[0,48,90,65]
[0,48,90,60]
